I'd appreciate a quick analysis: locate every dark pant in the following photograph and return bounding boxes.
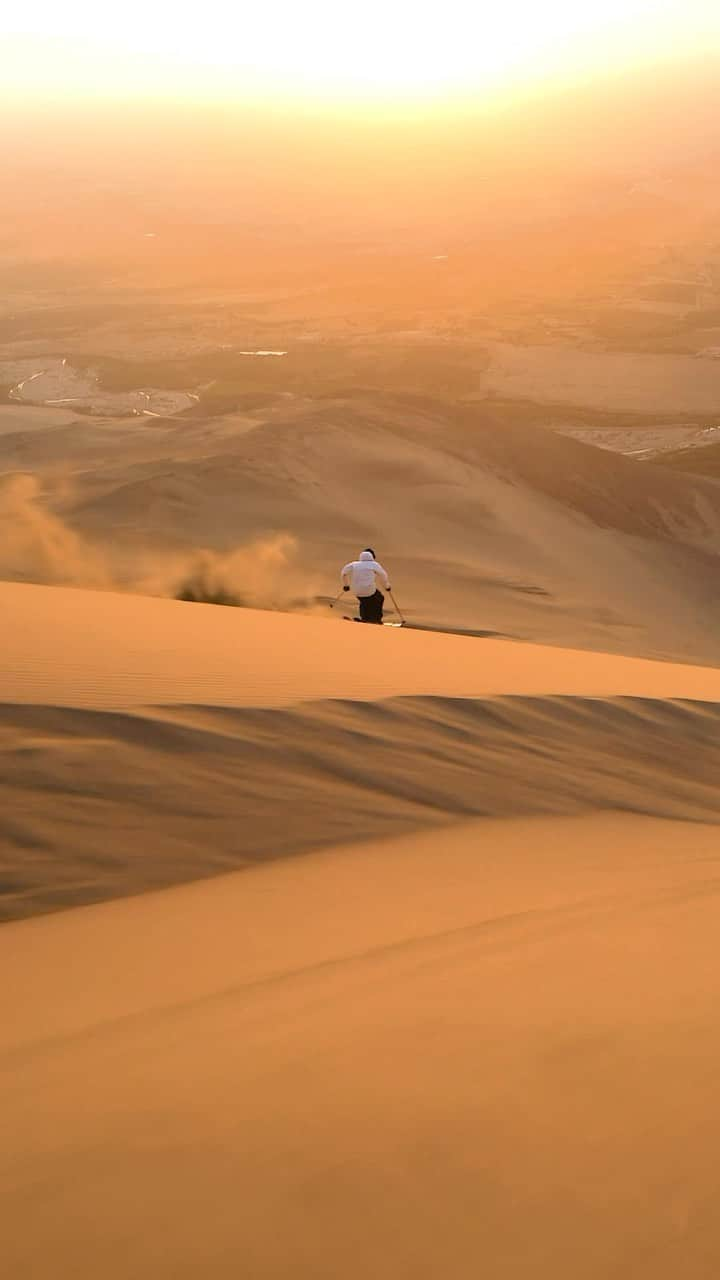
[358,590,384,623]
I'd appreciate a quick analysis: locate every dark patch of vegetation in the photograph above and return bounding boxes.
[176,585,244,607]
[173,553,246,607]
[77,342,488,415]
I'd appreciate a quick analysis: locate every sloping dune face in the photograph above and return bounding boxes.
[70,399,720,555]
[8,396,720,663]
[3,581,720,1277]
[6,580,720,712]
[3,694,720,920]
[3,581,720,920]
[3,815,720,1279]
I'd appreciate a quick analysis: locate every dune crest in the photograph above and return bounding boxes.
[2,581,720,922]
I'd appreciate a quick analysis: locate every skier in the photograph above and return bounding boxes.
[341,548,392,624]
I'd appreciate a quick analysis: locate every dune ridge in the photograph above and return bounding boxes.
[6,581,720,711]
[3,691,720,921]
[4,581,720,921]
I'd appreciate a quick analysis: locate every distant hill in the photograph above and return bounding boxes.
[4,392,720,662]
[44,394,720,664]
[65,395,720,548]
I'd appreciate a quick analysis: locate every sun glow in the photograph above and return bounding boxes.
[3,0,719,103]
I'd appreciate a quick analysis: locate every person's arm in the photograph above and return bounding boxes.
[341,562,353,590]
[373,561,390,590]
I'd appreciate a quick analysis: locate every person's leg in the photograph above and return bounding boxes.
[358,591,384,623]
[369,589,384,623]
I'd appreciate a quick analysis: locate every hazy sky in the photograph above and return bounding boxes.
[3,1,720,104]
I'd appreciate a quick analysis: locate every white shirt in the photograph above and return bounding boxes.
[341,552,390,598]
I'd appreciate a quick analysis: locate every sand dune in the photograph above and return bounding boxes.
[18,395,716,664]
[4,580,720,922]
[5,393,720,662]
[69,396,720,555]
[6,579,720,710]
[4,813,720,1277]
[3,573,720,1276]
[3,690,720,921]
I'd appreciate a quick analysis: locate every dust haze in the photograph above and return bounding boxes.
[0,473,109,588]
[0,473,308,610]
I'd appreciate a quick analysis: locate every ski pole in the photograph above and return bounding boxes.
[389,591,406,624]
[329,589,344,609]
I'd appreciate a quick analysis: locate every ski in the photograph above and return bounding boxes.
[343,618,403,627]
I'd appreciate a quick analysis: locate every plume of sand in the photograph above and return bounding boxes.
[0,474,109,588]
[0,475,325,614]
[136,534,326,613]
